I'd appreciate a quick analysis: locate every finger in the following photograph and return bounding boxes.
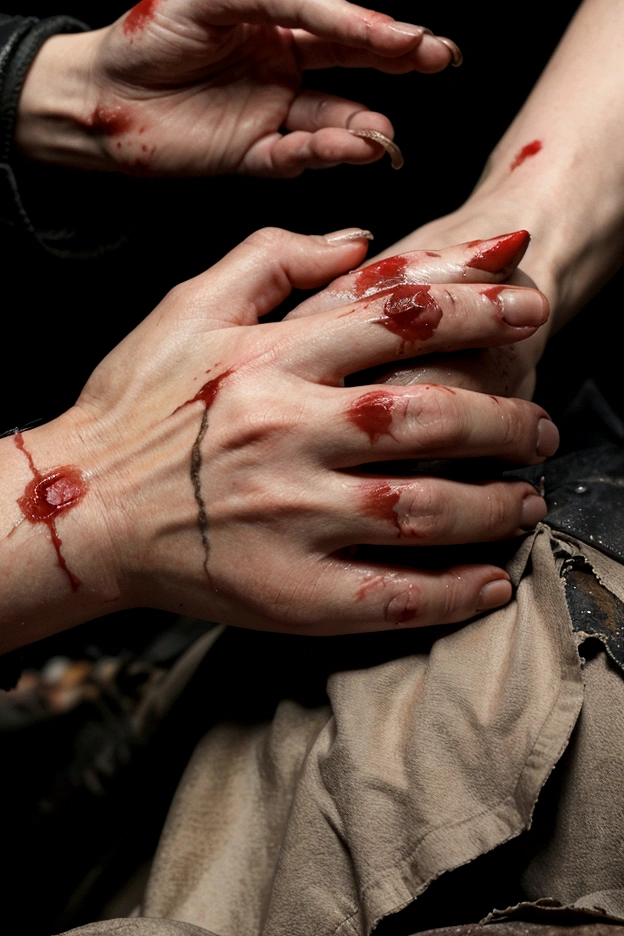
[292,29,455,73]
[286,231,532,319]
[316,384,558,467]
[288,281,549,382]
[238,126,397,177]
[164,226,373,327]
[316,475,546,549]
[195,0,457,65]
[259,557,512,634]
[284,91,392,137]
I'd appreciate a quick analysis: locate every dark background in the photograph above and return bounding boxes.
[3,0,616,435]
[3,2,622,933]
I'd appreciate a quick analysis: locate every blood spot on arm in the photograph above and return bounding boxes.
[13,433,87,591]
[510,140,542,172]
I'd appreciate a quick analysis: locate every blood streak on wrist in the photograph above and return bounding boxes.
[13,433,87,591]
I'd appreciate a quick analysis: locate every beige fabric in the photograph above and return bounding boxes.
[141,526,591,936]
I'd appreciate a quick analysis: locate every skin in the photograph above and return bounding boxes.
[14,0,458,177]
[0,229,555,653]
[367,0,624,401]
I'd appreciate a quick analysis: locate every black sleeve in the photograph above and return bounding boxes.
[0,13,139,258]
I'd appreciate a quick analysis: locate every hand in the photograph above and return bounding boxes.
[288,229,546,399]
[1,228,556,651]
[16,0,460,177]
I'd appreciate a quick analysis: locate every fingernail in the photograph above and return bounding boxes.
[324,228,374,245]
[386,22,428,39]
[536,418,559,458]
[348,129,404,170]
[497,288,547,327]
[520,493,548,530]
[466,230,531,274]
[435,36,463,67]
[476,578,511,612]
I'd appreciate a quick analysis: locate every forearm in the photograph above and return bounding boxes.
[391,0,624,335]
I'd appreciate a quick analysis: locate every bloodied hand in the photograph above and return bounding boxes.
[16,0,460,177]
[0,228,557,651]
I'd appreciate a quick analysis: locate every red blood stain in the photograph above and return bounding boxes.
[13,433,87,591]
[466,231,530,274]
[353,255,409,297]
[481,285,506,315]
[86,105,133,136]
[510,140,543,172]
[490,395,500,404]
[123,0,161,34]
[426,383,456,394]
[361,480,402,533]
[374,284,443,349]
[356,574,386,601]
[348,391,397,443]
[175,368,234,414]
[425,251,441,257]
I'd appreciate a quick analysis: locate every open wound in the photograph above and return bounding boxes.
[12,433,87,591]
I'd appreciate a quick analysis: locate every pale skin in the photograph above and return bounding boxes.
[360,0,624,401]
[0,228,555,654]
[6,0,623,653]
[14,0,460,177]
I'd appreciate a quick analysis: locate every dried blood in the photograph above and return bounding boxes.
[13,433,87,591]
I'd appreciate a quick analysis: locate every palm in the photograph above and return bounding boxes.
[87,0,454,177]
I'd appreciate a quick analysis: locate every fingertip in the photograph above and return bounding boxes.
[476,577,512,612]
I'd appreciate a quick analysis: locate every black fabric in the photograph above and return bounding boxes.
[0,12,139,257]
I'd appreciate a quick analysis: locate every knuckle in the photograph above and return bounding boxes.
[401,483,448,540]
[405,387,464,450]
[245,226,290,254]
[384,582,421,626]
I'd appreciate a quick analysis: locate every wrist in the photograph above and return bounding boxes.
[15,29,117,171]
[0,414,127,652]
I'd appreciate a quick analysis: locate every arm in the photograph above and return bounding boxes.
[0,229,555,653]
[373,0,624,397]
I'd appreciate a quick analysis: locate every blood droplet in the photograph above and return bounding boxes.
[13,433,87,591]
[510,140,542,172]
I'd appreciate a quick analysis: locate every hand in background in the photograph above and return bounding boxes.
[16,0,460,177]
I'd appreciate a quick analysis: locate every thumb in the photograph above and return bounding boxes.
[168,226,373,328]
